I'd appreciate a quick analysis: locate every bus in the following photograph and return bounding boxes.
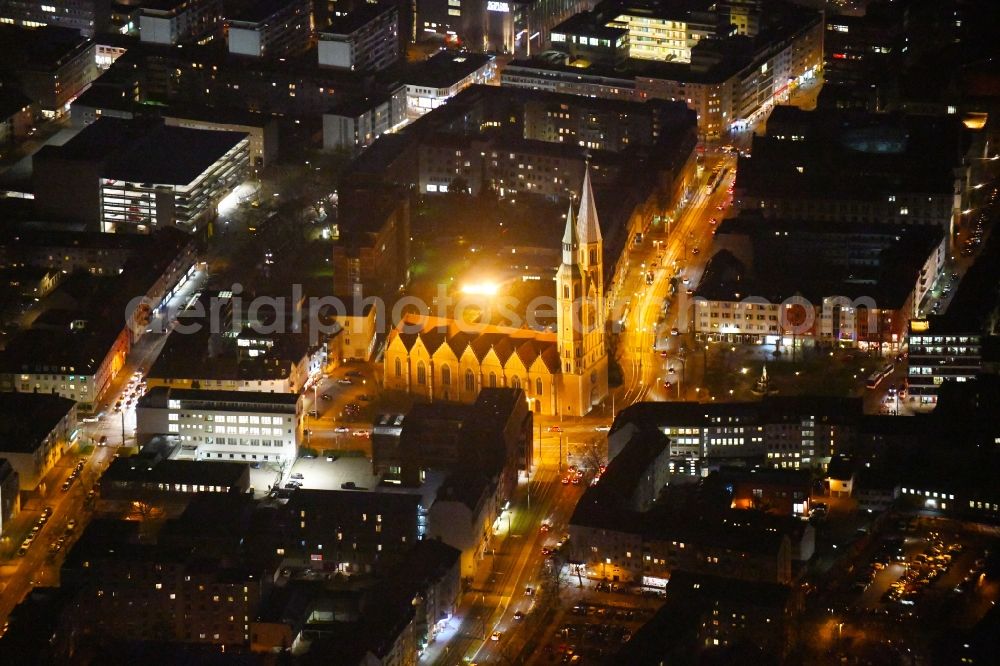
[865,363,895,389]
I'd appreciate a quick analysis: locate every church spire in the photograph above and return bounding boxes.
[561,199,579,265]
[577,162,601,245]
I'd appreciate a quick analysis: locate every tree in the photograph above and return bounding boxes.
[578,436,607,477]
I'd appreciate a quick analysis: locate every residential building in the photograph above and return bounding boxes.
[0,229,197,411]
[317,2,400,72]
[322,87,407,154]
[61,519,264,649]
[569,425,796,585]
[0,88,32,155]
[332,182,411,298]
[0,458,20,535]
[723,468,812,517]
[285,489,422,575]
[136,387,302,464]
[139,0,224,45]
[227,0,313,59]
[331,298,378,362]
[145,290,328,395]
[0,392,77,490]
[33,117,249,233]
[614,572,795,664]
[0,0,110,37]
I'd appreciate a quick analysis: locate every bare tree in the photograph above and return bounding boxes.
[577,436,608,477]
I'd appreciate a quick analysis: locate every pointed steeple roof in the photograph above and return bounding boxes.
[577,163,601,245]
[561,200,578,265]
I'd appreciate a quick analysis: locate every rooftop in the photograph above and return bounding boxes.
[138,386,300,411]
[102,457,250,488]
[404,51,495,90]
[39,117,248,185]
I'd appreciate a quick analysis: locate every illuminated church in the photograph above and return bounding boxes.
[383,169,609,416]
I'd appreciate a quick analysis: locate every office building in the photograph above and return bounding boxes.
[136,387,302,464]
[907,320,983,407]
[99,457,251,501]
[503,0,823,137]
[0,24,99,117]
[0,0,109,37]
[0,392,77,490]
[317,2,399,72]
[139,0,224,45]
[695,215,947,349]
[33,117,249,232]
[227,0,313,59]
[417,0,593,56]
[404,50,496,119]
[736,106,972,234]
[613,396,862,471]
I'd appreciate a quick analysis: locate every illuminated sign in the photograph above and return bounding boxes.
[487,1,509,11]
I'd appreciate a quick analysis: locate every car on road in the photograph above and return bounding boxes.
[540,523,551,532]
[547,426,563,433]
[338,378,353,385]
[41,507,53,518]
[308,410,319,418]
[513,611,524,621]
[61,480,72,492]
[352,430,370,438]
[334,426,350,433]
[524,586,534,596]
[284,482,301,489]
[709,217,718,225]
[561,476,570,485]
[663,381,672,389]
[17,545,28,557]
[670,327,679,336]
[290,473,304,480]
[320,393,331,401]
[341,481,357,490]
[65,519,77,532]
[491,631,502,642]
[692,247,700,255]
[98,435,108,445]
[594,425,611,432]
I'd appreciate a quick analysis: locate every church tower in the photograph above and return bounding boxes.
[556,166,609,416]
[556,200,584,377]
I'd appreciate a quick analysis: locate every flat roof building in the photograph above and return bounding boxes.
[136,386,302,465]
[0,392,77,490]
[227,0,313,59]
[318,2,400,72]
[33,117,249,232]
